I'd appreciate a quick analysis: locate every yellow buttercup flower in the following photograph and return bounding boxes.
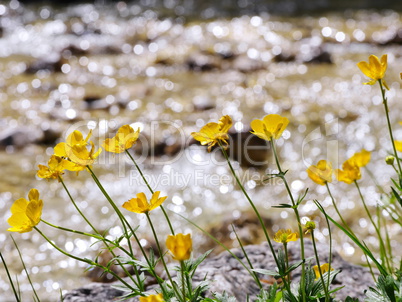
[139,294,164,302]
[66,141,102,167]
[166,233,192,261]
[357,54,389,90]
[103,125,140,153]
[313,263,333,280]
[348,149,371,168]
[336,150,369,184]
[54,130,102,169]
[54,130,92,157]
[250,114,289,141]
[37,155,82,180]
[336,159,361,184]
[191,115,232,152]
[7,189,43,233]
[122,191,167,214]
[306,160,333,185]
[273,229,298,244]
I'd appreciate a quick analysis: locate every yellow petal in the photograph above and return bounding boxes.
[357,61,372,79]
[166,233,192,261]
[263,114,289,139]
[191,132,212,145]
[250,119,271,141]
[139,294,164,302]
[368,55,382,78]
[54,142,68,157]
[149,191,167,211]
[37,165,52,179]
[122,199,143,213]
[28,188,40,202]
[67,130,84,146]
[218,115,233,133]
[26,199,43,226]
[395,140,402,152]
[350,150,370,167]
[10,198,28,214]
[7,213,33,233]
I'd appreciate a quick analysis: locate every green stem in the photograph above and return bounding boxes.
[311,231,330,302]
[10,236,40,302]
[325,183,353,234]
[379,80,402,176]
[270,139,306,302]
[180,261,186,302]
[316,201,333,300]
[377,206,394,273]
[145,212,182,301]
[125,150,175,235]
[59,177,100,235]
[63,174,144,290]
[34,227,137,292]
[87,166,164,288]
[219,143,296,301]
[0,250,21,302]
[219,144,278,265]
[354,181,391,273]
[284,243,289,273]
[232,225,263,288]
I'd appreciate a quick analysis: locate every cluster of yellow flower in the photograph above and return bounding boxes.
[307,150,371,186]
[8,123,193,266]
[5,53,398,301]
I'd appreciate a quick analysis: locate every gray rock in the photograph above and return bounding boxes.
[62,241,374,301]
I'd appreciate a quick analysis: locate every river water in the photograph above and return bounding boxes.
[1,1,402,300]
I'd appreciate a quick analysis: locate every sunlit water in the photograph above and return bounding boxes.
[1,1,402,300]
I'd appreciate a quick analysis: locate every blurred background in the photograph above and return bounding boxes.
[1,0,402,300]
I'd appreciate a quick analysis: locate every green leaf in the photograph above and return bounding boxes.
[391,187,402,207]
[272,204,292,208]
[252,268,280,278]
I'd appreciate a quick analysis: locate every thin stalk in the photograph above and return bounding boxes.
[270,139,306,302]
[378,206,394,273]
[219,144,279,264]
[0,250,21,302]
[180,261,186,302]
[316,202,333,299]
[219,143,296,301]
[10,236,40,302]
[63,175,143,290]
[125,150,175,235]
[379,80,402,176]
[175,212,262,285]
[364,253,376,282]
[354,181,391,273]
[284,243,289,277]
[232,225,263,288]
[311,231,330,302]
[314,201,388,276]
[41,219,103,240]
[145,212,182,301]
[384,219,394,273]
[59,177,100,235]
[325,183,353,233]
[87,166,164,288]
[34,227,137,292]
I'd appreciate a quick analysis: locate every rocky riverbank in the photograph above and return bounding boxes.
[62,240,373,301]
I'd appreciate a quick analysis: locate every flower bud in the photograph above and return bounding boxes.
[305,221,316,233]
[385,155,395,165]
